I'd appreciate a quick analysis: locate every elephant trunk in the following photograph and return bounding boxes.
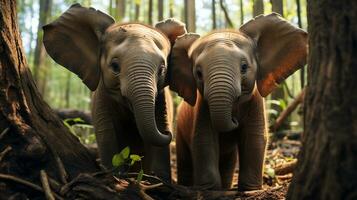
[206,67,239,132]
[127,67,171,146]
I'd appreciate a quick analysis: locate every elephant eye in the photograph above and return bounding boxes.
[240,62,248,73]
[196,68,203,81]
[158,64,166,77]
[110,59,120,74]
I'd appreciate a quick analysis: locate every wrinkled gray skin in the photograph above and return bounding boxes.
[172,13,308,190]
[43,4,186,180]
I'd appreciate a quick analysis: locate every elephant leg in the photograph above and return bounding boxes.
[237,97,267,191]
[142,90,172,181]
[192,101,221,189]
[92,92,121,169]
[176,125,193,186]
[219,146,238,189]
[143,144,171,181]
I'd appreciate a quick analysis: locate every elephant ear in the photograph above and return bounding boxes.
[43,3,114,91]
[169,33,200,106]
[240,13,308,97]
[155,18,187,45]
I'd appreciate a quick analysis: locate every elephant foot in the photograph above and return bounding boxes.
[237,183,263,192]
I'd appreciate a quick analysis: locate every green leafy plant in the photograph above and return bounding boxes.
[112,146,144,182]
[63,118,95,144]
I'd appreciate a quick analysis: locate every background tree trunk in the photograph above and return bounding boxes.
[184,0,196,32]
[240,0,244,25]
[0,1,99,198]
[212,0,216,29]
[134,0,140,21]
[115,0,125,22]
[148,0,153,25]
[158,0,164,21]
[287,1,357,199]
[253,0,264,17]
[271,0,283,15]
[32,0,52,96]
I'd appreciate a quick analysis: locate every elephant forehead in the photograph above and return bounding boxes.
[190,31,254,60]
[105,23,170,52]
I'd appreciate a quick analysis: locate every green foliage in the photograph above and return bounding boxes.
[112,147,144,183]
[112,146,130,167]
[63,118,95,144]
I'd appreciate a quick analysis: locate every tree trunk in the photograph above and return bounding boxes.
[253,0,264,17]
[135,0,140,21]
[0,1,99,198]
[287,1,357,199]
[169,0,174,18]
[158,0,164,21]
[240,0,244,25]
[115,0,125,22]
[32,0,52,96]
[148,0,153,25]
[271,0,283,16]
[212,0,216,29]
[184,0,196,32]
[219,0,234,28]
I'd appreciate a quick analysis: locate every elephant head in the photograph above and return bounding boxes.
[170,13,308,132]
[43,4,186,146]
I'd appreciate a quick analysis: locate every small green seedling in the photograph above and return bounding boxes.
[112,146,144,182]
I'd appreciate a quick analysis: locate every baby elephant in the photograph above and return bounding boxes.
[172,13,308,190]
[43,4,187,180]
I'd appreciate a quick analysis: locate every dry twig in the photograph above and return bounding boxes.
[0,146,12,162]
[40,170,55,200]
[0,127,9,140]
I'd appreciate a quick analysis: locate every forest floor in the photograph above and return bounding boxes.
[165,133,301,199]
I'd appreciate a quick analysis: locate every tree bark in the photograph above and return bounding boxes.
[287,1,357,199]
[115,0,125,22]
[134,0,140,21]
[271,0,283,16]
[169,0,174,18]
[253,0,264,17]
[240,0,244,25]
[212,0,216,29]
[0,1,99,198]
[184,0,196,32]
[148,0,153,25]
[158,0,164,21]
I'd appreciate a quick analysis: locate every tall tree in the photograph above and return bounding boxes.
[169,0,174,18]
[271,0,283,15]
[0,1,98,198]
[219,0,234,28]
[32,0,52,95]
[253,0,264,17]
[184,0,196,32]
[134,0,140,21]
[240,0,244,25]
[148,0,153,24]
[158,0,164,21]
[212,0,216,29]
[115,0,125,22]
[287,1,357,199]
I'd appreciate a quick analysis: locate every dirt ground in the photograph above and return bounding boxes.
[168,135,301,199]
